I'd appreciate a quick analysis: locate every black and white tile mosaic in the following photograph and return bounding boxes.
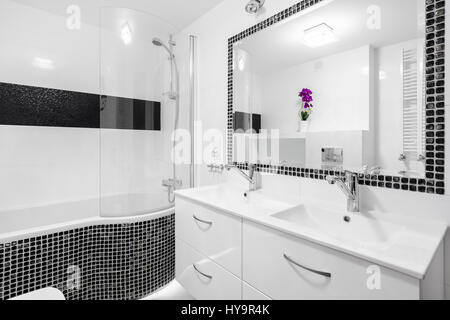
[228,0,446,195]
[0,82,100,128]
[0,82,162,131]
[0,214,175,300]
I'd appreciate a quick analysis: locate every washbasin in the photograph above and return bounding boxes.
[175,185,300,216]
[272,204,405,248]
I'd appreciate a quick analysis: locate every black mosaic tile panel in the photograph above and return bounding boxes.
[0,214,175,300]
[0,82,162,131]
[0,82,100,128]
[228,0,446,195]
[101,96,161,131]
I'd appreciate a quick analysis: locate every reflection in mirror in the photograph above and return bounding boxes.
[232,0,426,177]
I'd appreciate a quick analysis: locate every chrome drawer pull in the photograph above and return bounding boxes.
[193,264,213,280]
[283,254,332,278]
[193,215,213,226]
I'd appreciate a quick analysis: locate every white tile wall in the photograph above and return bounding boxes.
[0,126,100,211]
[0,0,99,94]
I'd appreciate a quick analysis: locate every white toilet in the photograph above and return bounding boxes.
[9,288,66,300]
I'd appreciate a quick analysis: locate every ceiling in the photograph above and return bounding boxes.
[11,0,224,30]
[238,0,425,74]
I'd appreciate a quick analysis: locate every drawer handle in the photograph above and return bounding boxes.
[193,215,213,226]
[193,264,213,280]
[283,254,331,278]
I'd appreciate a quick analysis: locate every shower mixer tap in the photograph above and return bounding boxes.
[162,179,182,189]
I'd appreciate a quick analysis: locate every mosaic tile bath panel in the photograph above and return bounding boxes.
[0,214,175,300]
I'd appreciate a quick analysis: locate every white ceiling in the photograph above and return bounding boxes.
[238,0,425,74]
[11,0,224,30]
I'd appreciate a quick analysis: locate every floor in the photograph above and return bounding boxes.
[142,281,193,300]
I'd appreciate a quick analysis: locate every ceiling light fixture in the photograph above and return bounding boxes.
[303,23,339,48]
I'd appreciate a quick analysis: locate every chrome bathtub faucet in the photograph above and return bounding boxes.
[326,171,360,213]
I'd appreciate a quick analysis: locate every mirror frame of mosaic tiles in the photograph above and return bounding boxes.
[227,0,446,195]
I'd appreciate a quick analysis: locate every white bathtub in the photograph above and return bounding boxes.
[0,193,176,300]
[0,192,174,243]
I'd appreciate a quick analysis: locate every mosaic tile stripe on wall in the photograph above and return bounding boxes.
[0,82,161,131]
[228,0,446,195]
[0,214,175,300]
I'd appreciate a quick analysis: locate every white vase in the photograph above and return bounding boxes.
[298,120,309,133]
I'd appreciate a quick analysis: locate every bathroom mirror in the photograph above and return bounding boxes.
[230,0,445,193]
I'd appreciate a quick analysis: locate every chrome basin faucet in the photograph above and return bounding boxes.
[326,171,360,213]
[226,164,262,192]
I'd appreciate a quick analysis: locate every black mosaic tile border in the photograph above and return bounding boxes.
[0,82,161,131]
[228,0,446,195]
[0,82,99,128]
[0,214,175,300]
[101,96,161,131]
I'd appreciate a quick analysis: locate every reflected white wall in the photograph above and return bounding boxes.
[260,45,372,134]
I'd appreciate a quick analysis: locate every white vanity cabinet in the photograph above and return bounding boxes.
[242,221,443,300]
[175,197,244,300]
[176,238,242,300]
[175,196,444,300]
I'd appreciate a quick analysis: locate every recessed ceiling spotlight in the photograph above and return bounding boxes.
[303,23,339,48]
[245,0,265,14]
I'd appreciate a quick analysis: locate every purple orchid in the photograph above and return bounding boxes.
[299,88,313,121]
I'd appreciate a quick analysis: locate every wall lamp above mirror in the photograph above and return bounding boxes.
[227,0,446,195]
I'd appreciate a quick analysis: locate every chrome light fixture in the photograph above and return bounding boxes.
[245,0,265,14]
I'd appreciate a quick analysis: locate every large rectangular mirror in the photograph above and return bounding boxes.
[230,0,445,194]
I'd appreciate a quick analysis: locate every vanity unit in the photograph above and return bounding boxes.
[174,185,446,300]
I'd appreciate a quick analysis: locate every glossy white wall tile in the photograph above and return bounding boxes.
[0,126,99,212]
[100,129,165,196]
[0,0,99,94]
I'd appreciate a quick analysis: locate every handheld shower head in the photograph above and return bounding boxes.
[152,37,174,58]
[152,37,163,46]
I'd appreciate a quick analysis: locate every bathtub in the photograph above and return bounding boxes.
[0,193,175,300]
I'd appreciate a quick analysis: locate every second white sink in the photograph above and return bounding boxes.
[272,204,405,248]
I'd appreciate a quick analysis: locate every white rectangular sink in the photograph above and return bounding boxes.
[272,204,405,249]
[175,185,300,217]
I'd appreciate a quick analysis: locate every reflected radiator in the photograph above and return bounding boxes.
[401,46,425,161]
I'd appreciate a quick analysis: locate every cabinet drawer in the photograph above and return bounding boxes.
[176,197,241,276]
[176,238,242,300]
[243,221,420,300]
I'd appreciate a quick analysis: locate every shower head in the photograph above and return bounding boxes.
[152,37,174,57]
[245,0,265,14]
[152,37,163,46]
